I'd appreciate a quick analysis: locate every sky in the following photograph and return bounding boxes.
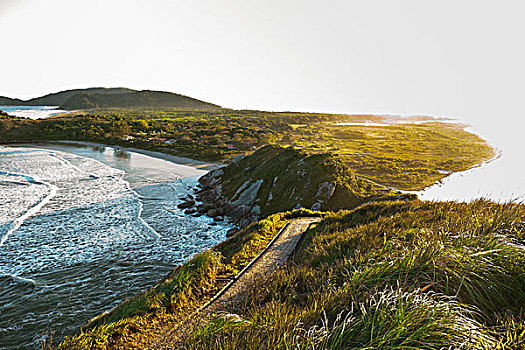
[1,0,524,153]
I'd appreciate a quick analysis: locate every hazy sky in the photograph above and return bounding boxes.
[1,0,524,152]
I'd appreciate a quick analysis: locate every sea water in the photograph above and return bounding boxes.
[0,144,230,349]
[0,106,67,119]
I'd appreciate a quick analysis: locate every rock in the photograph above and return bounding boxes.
[192,213,202,217]
[231,155,244,163]
[197,203,214,213]
[251,205,261,216]
[209,168,224,178]
[214,216,224,221]
[207,209,219,217]
[184,208,196,215]
[226,228,237,237]
[311,202,322,211]
[177,200,195,209]
[230,205,248,218]
[315,182,335,199]
[198,168,224,186]
[231,179,263,207]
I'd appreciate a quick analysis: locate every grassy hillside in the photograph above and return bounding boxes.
[56,200,525,349]
[60,90,221,110]
[0,87,134,106]
[198,145,414,225]
[183,200,525,349]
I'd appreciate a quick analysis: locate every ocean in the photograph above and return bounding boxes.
[0,106,67,120]
[0,143,230,349]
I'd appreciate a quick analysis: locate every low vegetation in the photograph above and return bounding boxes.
[183,200,525,349]
[0,109,494,190]
[283,118,494,190]
[57,210,323,349]
[216,145,415,217]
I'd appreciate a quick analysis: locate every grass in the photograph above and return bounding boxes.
[57,209,323,349]
[219,145,415,218]
[282,120,495,190]
[182,200,525,349]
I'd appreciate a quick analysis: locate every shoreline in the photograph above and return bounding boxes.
[5,140,224,172]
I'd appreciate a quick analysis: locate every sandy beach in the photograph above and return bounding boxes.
[43,140,223,171]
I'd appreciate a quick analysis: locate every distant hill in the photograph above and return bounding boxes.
[0,88,134,106]
[30,87,135,106]
[0,87,221,111]
[60,90,222,110]
[0,96,24,105]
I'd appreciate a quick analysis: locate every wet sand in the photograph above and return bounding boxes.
[51,140,223,171]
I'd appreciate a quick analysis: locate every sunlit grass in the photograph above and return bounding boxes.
[183,200,525,349]
[57,209,322,349]
[282,121,495,190]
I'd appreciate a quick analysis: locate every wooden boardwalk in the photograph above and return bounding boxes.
[150,217,320,349]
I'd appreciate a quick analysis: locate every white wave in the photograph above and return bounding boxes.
[0,273,36,286]
[119,172,161,239]
[0,170,57,247]
[50,153,100,179]
[0,106,67,120]
[51,149,160,239]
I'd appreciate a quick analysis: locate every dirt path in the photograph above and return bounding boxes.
[150,217,320,349]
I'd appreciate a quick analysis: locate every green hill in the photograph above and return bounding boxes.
[30,87,135,106]
[0,87,221,110]
[0,87,134,106]
[60,90,222,110]
[195,145,414,226]
[0,96,24,105]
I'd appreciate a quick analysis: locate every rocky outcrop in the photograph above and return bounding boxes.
[178,168,262,227]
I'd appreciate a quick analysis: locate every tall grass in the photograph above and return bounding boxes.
[183,200,525,349]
